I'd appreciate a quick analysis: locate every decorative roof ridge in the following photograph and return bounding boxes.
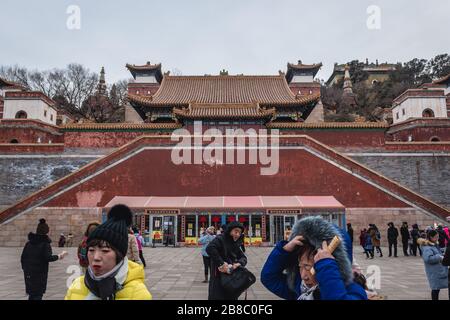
[62,122,182,130]
[126,62,162,70]
[392,88,446,105]
[162,74,288,79]
[287,62,323,69]
[266,121,388,128]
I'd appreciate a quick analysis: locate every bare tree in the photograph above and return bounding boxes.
[0,65,31,88]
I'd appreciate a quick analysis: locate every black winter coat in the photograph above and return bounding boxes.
[387,227,399,242]
[21,233,59,295]
[411,228,420,241]
[437,229,449,248]
[206,232,247,300]
[442,245,450,267]
[400,226,410,242]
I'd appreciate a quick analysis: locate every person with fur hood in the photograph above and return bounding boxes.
[418,229,449,300]
[261,216,367,300]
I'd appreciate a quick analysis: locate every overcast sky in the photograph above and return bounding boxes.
[0,0,449,83]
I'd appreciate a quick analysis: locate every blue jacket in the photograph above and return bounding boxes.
[261,241,367,300]
[420,240,448,290]
[198,234,215,257]
[364,234,373,250]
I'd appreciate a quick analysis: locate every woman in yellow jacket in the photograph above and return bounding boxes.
[65,204,152,300]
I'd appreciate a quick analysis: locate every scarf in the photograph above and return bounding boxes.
[84,258,128,300]
[298,281,318,300]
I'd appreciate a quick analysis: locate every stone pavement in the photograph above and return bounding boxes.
[0,246,447,300]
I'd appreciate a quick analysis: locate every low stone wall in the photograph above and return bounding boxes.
[346,208,442,247]
[0,207,102,247]
[1,206,445,247]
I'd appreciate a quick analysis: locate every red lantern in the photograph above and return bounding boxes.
[227,216,236,222]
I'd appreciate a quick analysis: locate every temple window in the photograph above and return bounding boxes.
[15,110,27,119]
[422,108,434,118]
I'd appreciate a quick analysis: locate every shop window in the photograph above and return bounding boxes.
[185,215,196,238]
[211,215,222,232]
[198,215,209,236]
[238,214,249,236]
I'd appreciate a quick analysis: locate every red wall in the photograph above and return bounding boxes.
[389,126,450,142]
[45,148,408,209]
[63,131,167,148]
[127,83,160,96]
[0,120,63,144]
[282,129,386,147]
[288,84,321,96]
[63,128,387,148]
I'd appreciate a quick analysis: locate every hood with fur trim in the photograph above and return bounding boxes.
[288,216,353,286]
[417,238,437,246]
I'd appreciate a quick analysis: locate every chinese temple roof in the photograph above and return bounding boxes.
[173,102,276,120]
[286,60,323,81]
[127,74,320,107]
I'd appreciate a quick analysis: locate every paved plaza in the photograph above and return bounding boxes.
[0,246,447,300]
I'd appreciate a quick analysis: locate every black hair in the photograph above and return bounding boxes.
[84,222,100,237]
[427,229,438,240]
[285,240,317,294]
[353,272,368,290]
[86,238,124,264]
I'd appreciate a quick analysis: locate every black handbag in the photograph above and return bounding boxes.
[217,236,256,297]
[220,266,256,296]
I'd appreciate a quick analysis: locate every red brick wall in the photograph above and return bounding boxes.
[288,84,321,96]
[64,128,387,148]
[63,131,165,148]
[0,97,4,119]
[282,129,386,147]
[0,121,63,144]
[44,147,409,209]
[127,83,160,96]
[389,126,450,142]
